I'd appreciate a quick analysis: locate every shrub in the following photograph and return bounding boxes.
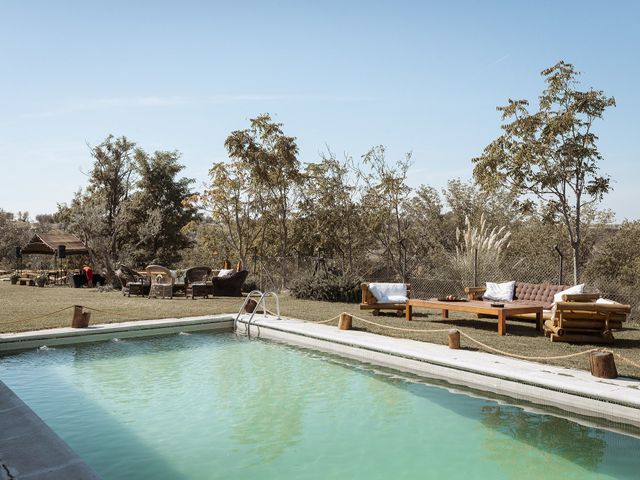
[290,273,362,303]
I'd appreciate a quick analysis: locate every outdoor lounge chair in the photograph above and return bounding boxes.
[360,282,411,316]
[184,266,212,299]
[146,264,175,299]
[209,269,249,297]
[544,293,631,343]
[115,264,149,296]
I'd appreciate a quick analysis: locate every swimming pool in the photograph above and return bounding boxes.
[1,332,639,479]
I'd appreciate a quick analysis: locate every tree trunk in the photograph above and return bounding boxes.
[572,243,580,285]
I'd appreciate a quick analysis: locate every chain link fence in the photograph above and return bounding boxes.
[251,254,639,322]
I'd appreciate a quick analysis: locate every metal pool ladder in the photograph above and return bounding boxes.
[234,290,281,338]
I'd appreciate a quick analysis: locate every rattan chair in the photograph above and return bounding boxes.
[115,264,149,297]
[146,265,175,299]
[184,266,213,299]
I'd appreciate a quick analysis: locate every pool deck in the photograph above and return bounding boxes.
[2,312,640,478]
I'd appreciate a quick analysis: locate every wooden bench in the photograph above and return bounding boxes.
[544,293,630,343]
[18,277,35,286]
[360,283,410,316]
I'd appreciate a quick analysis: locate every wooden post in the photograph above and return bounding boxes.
[589,351,618,379]
[71,305,90,328]
[338,313,352,330]
[448,329,460,349]
[244,299,258,313]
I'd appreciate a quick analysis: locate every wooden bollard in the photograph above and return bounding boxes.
[338,313,352,330]
[590,351,618,379]
[448,329,460,349]
[71,305,91,328]
[244,299,258,313]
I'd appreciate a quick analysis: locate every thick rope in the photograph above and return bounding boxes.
[304,311,640,371]
[611,352,640,370]
[349,313,451,333]
[82,306,131,318]
[0,305,75,326]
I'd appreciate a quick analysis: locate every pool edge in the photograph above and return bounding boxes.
[239,314,640,430]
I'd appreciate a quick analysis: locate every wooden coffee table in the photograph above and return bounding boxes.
[406,299,543,336]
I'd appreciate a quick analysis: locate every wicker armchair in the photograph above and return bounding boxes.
[146,265,175,299]
[184,266,213,299]
[210,270,249,297]
[115,264,149,297]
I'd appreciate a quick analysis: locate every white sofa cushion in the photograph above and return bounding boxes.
[553,284,585,303]
[483,281,516,302]
[367,283,408,304]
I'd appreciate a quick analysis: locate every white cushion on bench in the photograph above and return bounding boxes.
[483,281,515,302]
[552,283,584,304]
[368,283,407,304]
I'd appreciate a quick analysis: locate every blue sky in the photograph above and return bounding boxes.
[1,0,638,219]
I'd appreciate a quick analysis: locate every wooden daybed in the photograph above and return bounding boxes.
[360,283,411,316]
[544,293,630,343]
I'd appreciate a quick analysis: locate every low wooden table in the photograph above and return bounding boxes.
[406,298,543,336]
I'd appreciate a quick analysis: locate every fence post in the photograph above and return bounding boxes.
[473,247,478,287]
[555,245,564,285]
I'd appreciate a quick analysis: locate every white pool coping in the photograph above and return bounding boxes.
[237,314,640,429]
[0,314,234,353]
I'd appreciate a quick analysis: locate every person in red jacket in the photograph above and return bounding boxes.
[82,265,94,287]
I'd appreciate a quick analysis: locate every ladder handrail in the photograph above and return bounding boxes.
[235,290,281,338]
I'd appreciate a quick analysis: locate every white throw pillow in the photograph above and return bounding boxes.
[483,281,516,302]
[553,284,585,303]
[217,269,234,277]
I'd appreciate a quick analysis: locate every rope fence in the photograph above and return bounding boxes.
[2,303,639,374]
[301,311,640,374]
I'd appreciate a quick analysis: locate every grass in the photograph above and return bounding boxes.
[1,281,639,378]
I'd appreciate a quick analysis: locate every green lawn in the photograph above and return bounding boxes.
[1,281,639,378]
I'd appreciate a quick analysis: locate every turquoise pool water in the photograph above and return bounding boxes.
[1,332,639,479]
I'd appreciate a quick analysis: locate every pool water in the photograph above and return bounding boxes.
[1,332,639,479]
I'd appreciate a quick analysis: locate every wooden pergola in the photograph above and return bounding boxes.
[21,233,89,256]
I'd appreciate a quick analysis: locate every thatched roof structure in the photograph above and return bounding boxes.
[21,233,89,256]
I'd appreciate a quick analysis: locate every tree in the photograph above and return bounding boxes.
[473,61,615,283]
[129,149,198,265]
[58,135,137,280]
[295,150,363,269]
[0,210,31,268]
[358,145,413,281]
[199,160,262,265]
[224,114,302,259]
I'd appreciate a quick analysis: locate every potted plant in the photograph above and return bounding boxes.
[35,273,48,287]
[10,272,19,285]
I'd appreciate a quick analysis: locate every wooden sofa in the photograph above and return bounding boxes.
[544,293,630,343]
[465,282,569,321]
[360,283,411,316]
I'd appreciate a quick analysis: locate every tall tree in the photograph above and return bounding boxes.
[224,114,302,259]
[129,149,198,265]
[58,135,137,280]
[358,145,412,281]
[472,61,615,283]
[199,160,261,265]
[295,150,362,269]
